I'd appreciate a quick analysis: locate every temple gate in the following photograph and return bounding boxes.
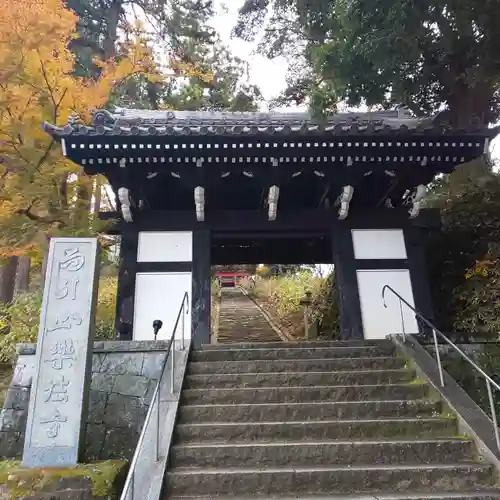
[43,108,492,345]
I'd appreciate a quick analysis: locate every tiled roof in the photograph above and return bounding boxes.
[42,107,491,138]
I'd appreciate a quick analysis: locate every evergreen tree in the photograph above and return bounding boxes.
[66,0,262,111]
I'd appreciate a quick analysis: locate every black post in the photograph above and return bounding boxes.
[331,224,364,340]
[404,227,435,337]
[115,228,139,340]
[191,230,211,347]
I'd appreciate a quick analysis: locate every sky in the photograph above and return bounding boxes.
[212,1,291,107]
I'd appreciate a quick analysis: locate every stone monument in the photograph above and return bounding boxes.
[22,238,100,467]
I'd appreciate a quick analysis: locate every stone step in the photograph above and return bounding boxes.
[198,339,393,350]
[180,383,427,405]
[169,438,474,469]
[186,356,405,375]
[164,463,496,497]
[176,399,442,423]
[166,493,500,499]
[190,345,395,362]
[173,417,457,444]
[216,333,282,343]
[183,369,414,389]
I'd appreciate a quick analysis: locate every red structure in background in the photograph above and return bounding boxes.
[215,272,250,287]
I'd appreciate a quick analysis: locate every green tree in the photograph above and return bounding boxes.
[67,0,262,110]
[235,0,500,126]
[165,38,262,111]
[425,158,500,336]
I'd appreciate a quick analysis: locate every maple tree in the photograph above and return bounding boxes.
[0,0,177,260]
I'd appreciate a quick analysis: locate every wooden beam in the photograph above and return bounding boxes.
[212,244,333,265]
[107,208,441,234]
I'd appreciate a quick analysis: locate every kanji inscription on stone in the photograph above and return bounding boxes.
[22,238,100,467]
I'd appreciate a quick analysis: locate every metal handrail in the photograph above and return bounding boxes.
[120,292,190,500]
[381,284,500,451]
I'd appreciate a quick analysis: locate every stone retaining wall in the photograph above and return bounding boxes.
[0,341,169,461]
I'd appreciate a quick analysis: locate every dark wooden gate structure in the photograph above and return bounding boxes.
[44,108,493,345]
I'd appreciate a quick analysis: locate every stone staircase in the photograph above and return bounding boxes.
[216,287,281,343]
[163,340,500,499]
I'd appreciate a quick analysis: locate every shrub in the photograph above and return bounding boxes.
[94,277,118,341]
[247,270,339,338]
[0,278,117,363]
[441,344,500,419]
[0,291,42,362]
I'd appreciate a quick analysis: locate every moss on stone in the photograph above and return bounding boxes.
[440,410,458,420]
[408,377,426,385]
[452,433,473,441]
[0,458,128,499]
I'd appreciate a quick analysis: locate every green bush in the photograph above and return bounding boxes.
[267,272,323,319]
[0,291,43,362]
[441,345,500,419]
[94,277,118,341]
[248,270,339,338]
[314,272,340,338]
[0,278,117,363]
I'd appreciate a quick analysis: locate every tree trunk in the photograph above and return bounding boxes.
[59,175,69,210]
[0,257,19,305]
[40,242,50,289]
[102,0,120,59]
[447,83,495,129]
[93,177,102,215]
[73,174,93,231]
[15,256,30,294]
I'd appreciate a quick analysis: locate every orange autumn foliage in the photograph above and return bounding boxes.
[0,0,164,258]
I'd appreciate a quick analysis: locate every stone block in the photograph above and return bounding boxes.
[83,423,106,461]
[0,430,22,459]
[103,394,147,429]
[87,391,107,424]
[112,374,149,397]
[11,356,36,388]
[90,373,115,393]
[16,344,36,356]
[143,378,158,407]
[91,353,105,373]
[95,340,169,353]
[0,459,127,499]
[4,387,30,410]
[2,340,174,464]
[141,352,166,379]
[100,353,144,376]
[101,428,139,460]
[0,409,27,431]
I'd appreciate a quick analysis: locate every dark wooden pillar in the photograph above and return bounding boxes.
[115,228,139,340]
[191,230,211,347]
[331,224,363,340]
[404,227,434,336]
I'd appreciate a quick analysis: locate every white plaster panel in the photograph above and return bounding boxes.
[133,272,192,341]
[137,231,193,262]
[356,269,418,340]
[352,229,407,259]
